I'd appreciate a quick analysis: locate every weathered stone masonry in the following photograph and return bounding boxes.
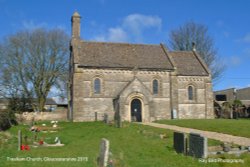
[68,12,214,122]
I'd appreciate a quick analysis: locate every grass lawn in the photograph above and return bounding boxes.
[0,121,249,167]
[156,119,250,138]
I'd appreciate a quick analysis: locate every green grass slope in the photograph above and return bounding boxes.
[0,121,248,167]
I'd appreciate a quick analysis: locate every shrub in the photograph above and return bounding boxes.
[0,111,11,131]
[0,110,17,131]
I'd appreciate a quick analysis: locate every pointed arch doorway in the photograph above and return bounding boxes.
[131,99,142,122]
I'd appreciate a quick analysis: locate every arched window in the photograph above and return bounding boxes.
[153,79,159,95]
[188,86,194,100]
[94,78,101,94]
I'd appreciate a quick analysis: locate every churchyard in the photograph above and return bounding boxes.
[0,120,250,167]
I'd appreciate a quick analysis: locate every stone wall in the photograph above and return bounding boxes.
[205,82,214,118]
[72,68,171,122]
[16,111,67,123]
[176,76,214,119]
[72,67,214,121]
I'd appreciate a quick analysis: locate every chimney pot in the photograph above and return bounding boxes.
[192,42,196,51]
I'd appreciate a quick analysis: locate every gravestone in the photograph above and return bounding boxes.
[104,114,109,124]
[173,132,187,154]
[18,130,22,151]
[113,97,122,128]
[98,138,110,167]
[95,112,98,121]
[172,109,177,119]
[189,133,207,158]
[222,143,231,152]
[116,114,122,128]
[239,146,245,150]
[24,135,28,145]
[55,137,61,144]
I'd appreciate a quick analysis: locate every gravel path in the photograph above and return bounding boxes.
[141,122,250,147]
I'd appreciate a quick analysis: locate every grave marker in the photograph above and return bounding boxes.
[173,132,187,154]
[95,112,98,121]
[98,138,110,167]
[18,130,22,151]
[104,114,108,124]
[189,133,207,158]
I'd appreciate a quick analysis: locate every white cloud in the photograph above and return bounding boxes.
[93,35,106,41]
[222,31,229,38]
[226,56,242,67]
[99,0,106,5]
[123,14,162,34]
[108,27,128,42]
[238,33,250,43]
[243,48,250,57]
[22,20,48,30]
[215,20,231,38]
[93,27,128,42]
[21,20,67,32]
[92,13,162,43]
[242,33,250,43]
[216,20,225,27]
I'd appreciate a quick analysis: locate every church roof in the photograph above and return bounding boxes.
[77,41,175,71]
[76,41,210,76]
[169,51,210,76]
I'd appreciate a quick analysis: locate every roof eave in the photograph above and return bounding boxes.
[177,74,210,77]
[160,43,176,70]
[77,65,175,72]
[192,51,211,76]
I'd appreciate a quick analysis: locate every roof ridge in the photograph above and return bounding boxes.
[237,87,250,90]
[214,88,235,92]
[80,40,160,46]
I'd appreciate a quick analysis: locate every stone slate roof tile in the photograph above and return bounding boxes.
[169,51,209,76]
[77,41,175,70]
[76,41,210,76]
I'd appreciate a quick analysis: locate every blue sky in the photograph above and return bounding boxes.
[1,0,250,91]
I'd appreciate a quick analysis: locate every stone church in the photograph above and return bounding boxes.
[69,12,214,122]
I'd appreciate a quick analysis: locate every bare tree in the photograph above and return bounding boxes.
[0,28,69,112]
[169,21,225,82]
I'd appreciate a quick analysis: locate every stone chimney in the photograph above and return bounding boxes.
[71,11,81,39]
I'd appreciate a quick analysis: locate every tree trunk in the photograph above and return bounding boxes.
[38,96,46,112]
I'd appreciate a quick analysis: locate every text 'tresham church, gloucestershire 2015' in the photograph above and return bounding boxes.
[68,12,214,122]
